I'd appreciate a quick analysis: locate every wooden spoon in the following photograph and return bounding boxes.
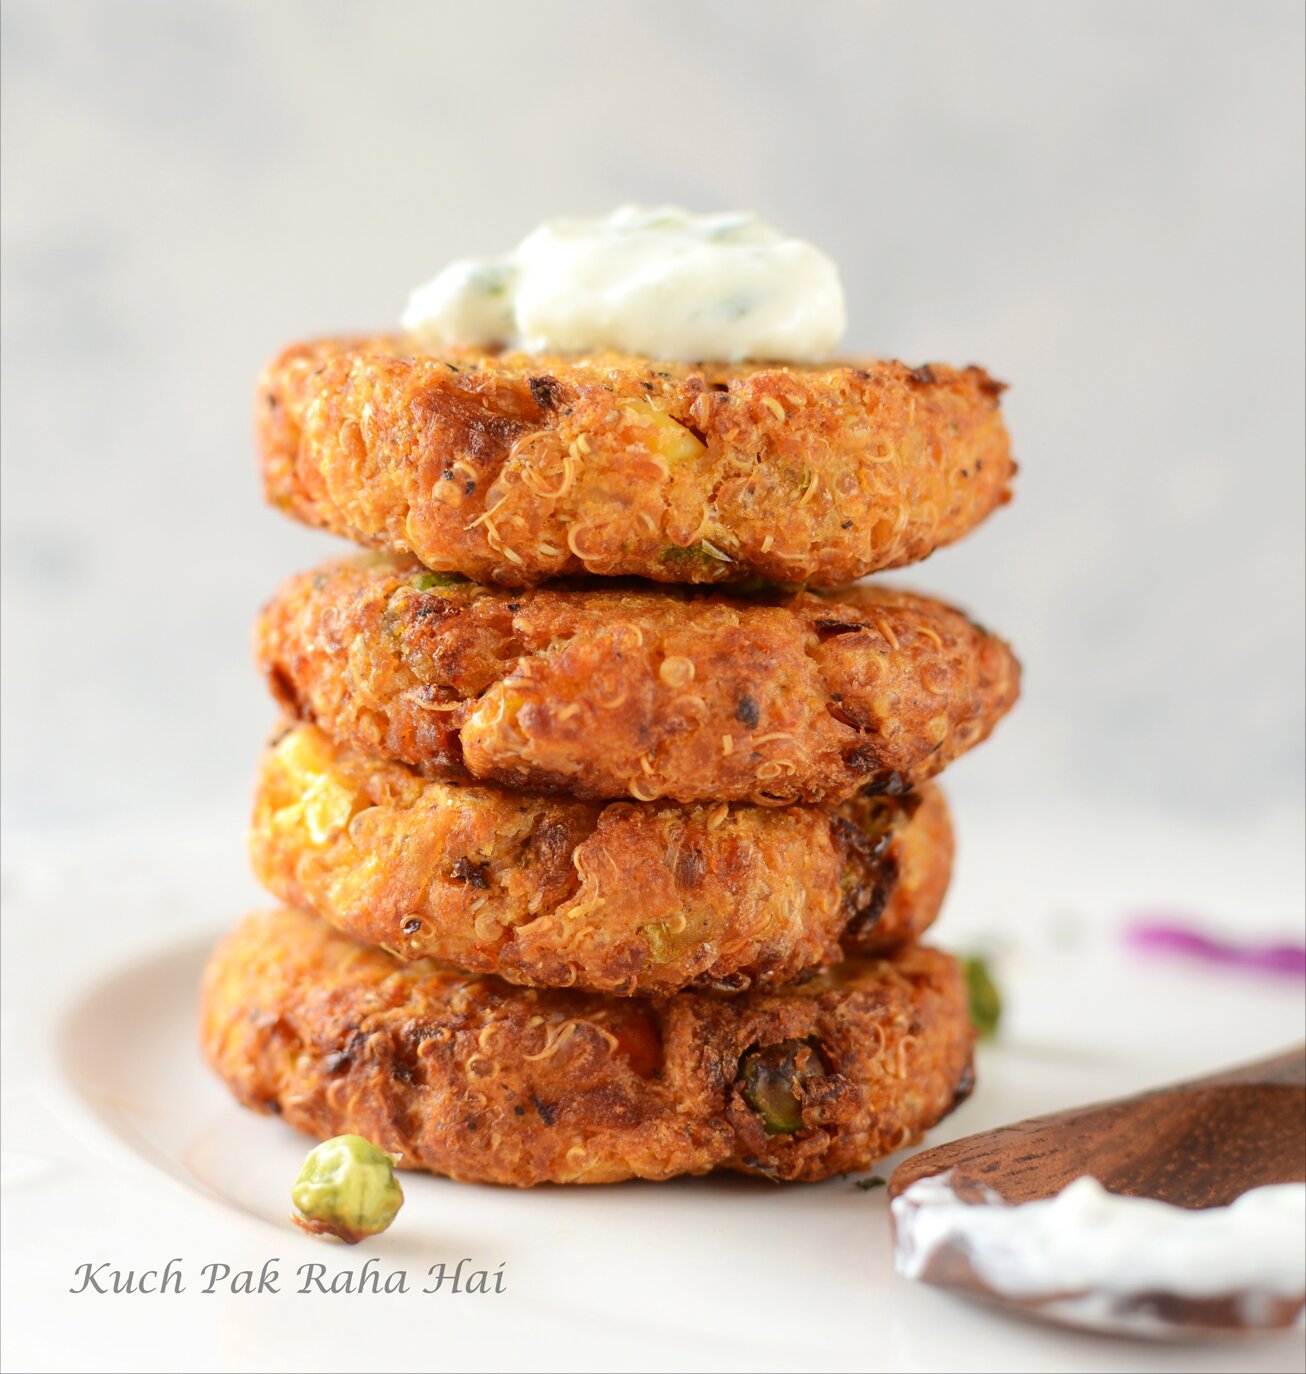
[888,1046,1306,1336]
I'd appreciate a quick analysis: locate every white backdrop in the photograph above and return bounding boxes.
[3,10,1305,1373]
[3,0,1303,836]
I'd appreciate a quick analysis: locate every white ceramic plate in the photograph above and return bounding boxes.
[3,811,1303,1373]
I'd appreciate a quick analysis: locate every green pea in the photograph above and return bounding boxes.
[291,1135,404,1243]
[961,954,1002,1040]
[737,1038,827,1134]
[413,571,463,590]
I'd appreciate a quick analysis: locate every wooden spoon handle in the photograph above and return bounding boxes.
[889,1044,1306,1208]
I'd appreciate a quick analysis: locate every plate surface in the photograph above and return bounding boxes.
[3,811,1303,1373]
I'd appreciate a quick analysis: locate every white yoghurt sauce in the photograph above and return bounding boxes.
[401,205,846,362]
[892,1172,1306,1330]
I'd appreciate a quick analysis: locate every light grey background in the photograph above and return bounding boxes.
[3,0,1303,834]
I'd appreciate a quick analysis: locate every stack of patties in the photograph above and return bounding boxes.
[202,211,1019,1186]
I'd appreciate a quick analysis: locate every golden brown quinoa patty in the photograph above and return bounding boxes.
[257,554,1019,806]
[201,907,975,1186]
[258,336,1013,587]
[250,723,953,996]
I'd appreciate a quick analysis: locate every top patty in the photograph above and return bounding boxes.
[258,336,1014,587]
[257,554,1020,806]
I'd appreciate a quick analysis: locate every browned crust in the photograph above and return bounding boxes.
[249,722,952,996]
[257,336,1014,588]
[842,772,954,958]
[256,554,1020,805]
[200,907,975,1186]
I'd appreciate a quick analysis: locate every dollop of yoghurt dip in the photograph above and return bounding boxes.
[401,205,846,362]
[891,1172,1306,1334]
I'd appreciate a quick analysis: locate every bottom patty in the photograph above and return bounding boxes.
[200,907,975,1186]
